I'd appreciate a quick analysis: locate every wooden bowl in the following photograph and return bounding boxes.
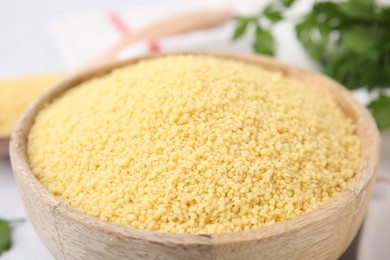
[10,53,379,260]
[0,135,9,157]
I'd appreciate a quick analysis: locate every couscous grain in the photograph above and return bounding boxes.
[27,55,360,234]
[0,73,64,135]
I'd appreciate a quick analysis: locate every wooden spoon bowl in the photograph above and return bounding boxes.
[0,136,9,156]
[10,52,380,259]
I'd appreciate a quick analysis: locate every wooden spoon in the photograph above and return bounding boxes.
[0,7,234,156]
[82,7,234,70]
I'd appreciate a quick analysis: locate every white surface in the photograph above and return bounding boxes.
[0,157,53,259]
[0,0,153,78]
[50,0,317,71]
[0,0,389,259]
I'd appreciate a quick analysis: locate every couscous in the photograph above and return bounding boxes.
[27,55,360,234]
[0,73,64,135]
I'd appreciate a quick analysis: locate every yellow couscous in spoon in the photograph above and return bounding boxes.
[0,73,66,156]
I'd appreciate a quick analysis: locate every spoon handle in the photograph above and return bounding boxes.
[82,7,234,70]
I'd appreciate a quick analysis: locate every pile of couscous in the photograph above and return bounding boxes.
[0,73,64,135]
[27,55,360,234]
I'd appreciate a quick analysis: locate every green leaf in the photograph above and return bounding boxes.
[351,0,374,7]
[263,5,283,24]
[0,220,11,255]
[376,6,390,24]
[325,25,389,90]
[341,26,382,53]
[295,1,390,92]
[295,13,332,62]
[367,94,390,130]
[232,16,252,41]
[325,47,382,90]
[282,0,295,8]
[252,26,275,56]
[380,51,390,88]
[0,218,24,255]
[336,0,375,20]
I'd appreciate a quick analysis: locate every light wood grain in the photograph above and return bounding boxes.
[0,136,9,157]
[9,52,380,260]
[82,8,233,70]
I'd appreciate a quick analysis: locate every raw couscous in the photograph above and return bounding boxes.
[27,55,360,234]
[0,73,64,135]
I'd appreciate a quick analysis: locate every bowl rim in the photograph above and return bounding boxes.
[9,51,380,246]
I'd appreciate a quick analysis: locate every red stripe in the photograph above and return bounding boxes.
[108,12,130,36]
[148,40,160,53]
[108,11,161,53]
[377,176,390,185]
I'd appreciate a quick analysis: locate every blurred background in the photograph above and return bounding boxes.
[0,0,247,76]
[0,0,317,76]
[0,0,389,259]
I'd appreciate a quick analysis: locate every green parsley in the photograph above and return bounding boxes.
[0,218,24,255]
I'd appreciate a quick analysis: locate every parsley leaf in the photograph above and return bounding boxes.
[263,5,283,24]
[232,16,253,41]
[0,220,11,255]
[282,0,295,8]
[253,26,274,56]
[368,94,390,130]
[295,12,332,62]
[0,218,25,255]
